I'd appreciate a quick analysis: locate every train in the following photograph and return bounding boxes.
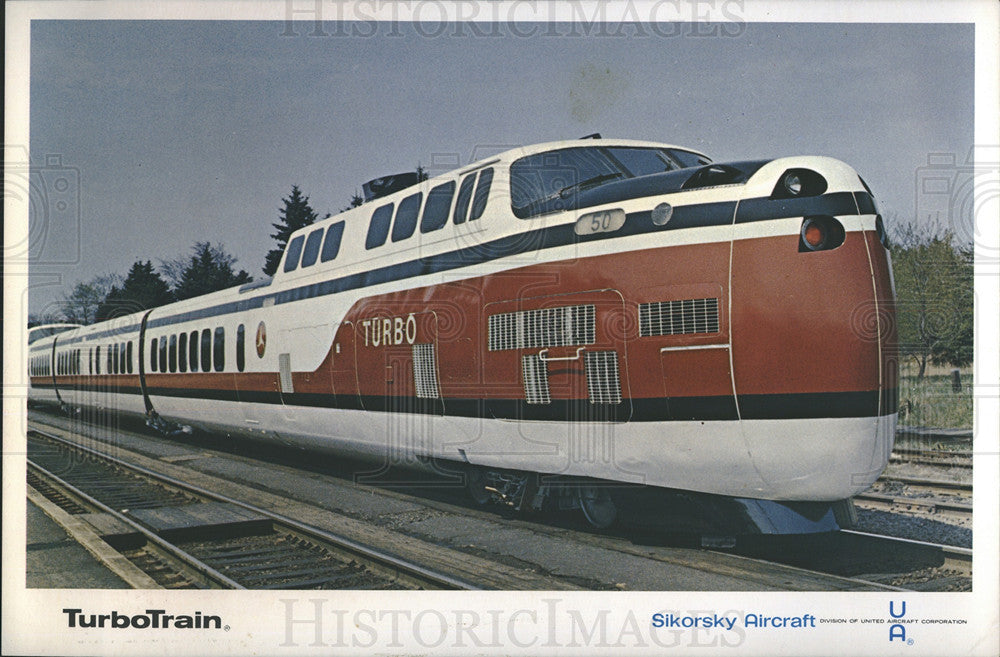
[27,137,897,535]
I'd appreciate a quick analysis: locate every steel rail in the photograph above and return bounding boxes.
[853,492,972,520]
[878,475,972,493]
[27,458,244,589]
[27,427,479,591]
[840,530,972,576]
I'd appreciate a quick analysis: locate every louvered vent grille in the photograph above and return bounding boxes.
[585,351,622,404]
[278,353,294,393]
[489,304,595,351]
[521,354,551,404]
[639,298,720,337]
[412,343,440,399]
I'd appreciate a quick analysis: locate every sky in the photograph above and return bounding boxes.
[27,19,974,317]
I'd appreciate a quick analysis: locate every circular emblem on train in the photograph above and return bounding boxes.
[651,202,673,226]
[255,322,267,358]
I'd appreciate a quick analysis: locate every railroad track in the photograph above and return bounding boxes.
[852,492,972,522]
[890,446,973,469]
[27,428,477,590]
[731,529,972,592]
[840,530,972,580]
[853,476,972,522]
[878,475,972,498]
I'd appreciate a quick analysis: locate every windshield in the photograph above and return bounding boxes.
[510,146,711,217]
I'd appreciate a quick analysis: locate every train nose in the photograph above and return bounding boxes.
[730,216,897,500]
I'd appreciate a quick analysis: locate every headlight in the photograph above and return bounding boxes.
[783,171,803,196]
[771,168,827,199]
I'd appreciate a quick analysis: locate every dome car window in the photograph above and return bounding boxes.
[300,228,324,268]
[420,182,455,234]
[365,204,394,250]
[321,222,345,262]
[391,192,423,242]
[283,235,305,272]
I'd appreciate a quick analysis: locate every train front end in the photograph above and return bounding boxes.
[727,156,898,503]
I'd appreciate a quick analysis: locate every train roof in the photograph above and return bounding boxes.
[30,138,712,345]
[275,137,711,270]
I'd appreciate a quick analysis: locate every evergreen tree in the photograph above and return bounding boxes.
[95,261,175,321]
[341,191,364,212]
[171,242,252,301]
[264,185,318,276]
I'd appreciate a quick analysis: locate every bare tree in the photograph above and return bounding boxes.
[891,222,973,378]
[58,273,123,325]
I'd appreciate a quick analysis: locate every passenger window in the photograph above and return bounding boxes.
[213,327,225,372]
[189,330,199,372]
[420,181,455,234]
[392,192,423,242]
[178,333,188,372]
[96,346,102,374]
[300,228,324,268]
[283,235,305,272]
[159,336,167,373]
[127,342,133,374]
[321,222,345,262]
[108,345,115,374]
[200,329,212,372]
[469,167,493,220]
[236,324,246,372]
[119,342,126,374]
[150,339,157,371]
[365,203,394,250]
[169,335,177,373]
[453,174,476,225]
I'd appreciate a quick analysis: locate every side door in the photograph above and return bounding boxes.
[329,320,360,410]
[649,282,736,421]
[354,310,444,416]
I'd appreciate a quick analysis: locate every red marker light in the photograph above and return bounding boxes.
[801,219,827,250]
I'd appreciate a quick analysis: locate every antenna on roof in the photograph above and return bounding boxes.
[580,133,602,140]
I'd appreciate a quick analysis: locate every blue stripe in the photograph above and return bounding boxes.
[734,191,859,224]
[57,191,872,341]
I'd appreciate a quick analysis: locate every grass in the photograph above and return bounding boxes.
[896,361,973,430]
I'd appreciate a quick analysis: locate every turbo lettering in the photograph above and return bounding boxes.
[361,314,417,347]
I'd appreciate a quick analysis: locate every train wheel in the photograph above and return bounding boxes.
[577,485,617,529]
[465,467,491,506]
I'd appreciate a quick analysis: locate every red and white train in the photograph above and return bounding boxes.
[28,137,897,533]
